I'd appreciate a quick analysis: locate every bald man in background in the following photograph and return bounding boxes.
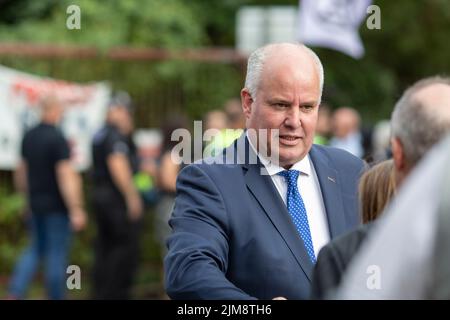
[336,77,450,299]
[8,96,87,300]
[330,107,364,158]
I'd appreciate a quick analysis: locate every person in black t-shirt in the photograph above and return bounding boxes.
[91,92,143,300]
[8,96,87,300]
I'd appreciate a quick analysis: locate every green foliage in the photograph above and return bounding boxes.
[0,188,26,274]
[0,0,57,24]
[0,191,24,224]
[0,0,205,49]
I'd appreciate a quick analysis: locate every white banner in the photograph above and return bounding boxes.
[0,65,111,171]
[298,0,371,59]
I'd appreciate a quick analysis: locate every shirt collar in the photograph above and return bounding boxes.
[246,131,312,177]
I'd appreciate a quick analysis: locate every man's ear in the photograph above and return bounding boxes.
[241,88,253,119]
[391,137,405,172]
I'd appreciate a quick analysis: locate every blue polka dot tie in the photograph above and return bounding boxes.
[278,170,316,263]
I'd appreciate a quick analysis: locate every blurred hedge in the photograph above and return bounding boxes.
[0,187,26,274]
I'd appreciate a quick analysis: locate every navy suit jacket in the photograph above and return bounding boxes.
[165,135,365,300]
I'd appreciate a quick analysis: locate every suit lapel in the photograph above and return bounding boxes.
[240,137,314,281]
[309,146,346,239]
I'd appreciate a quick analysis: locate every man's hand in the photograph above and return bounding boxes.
[69,207,87,232]
[126,194,143,221]
[56,160,87,232]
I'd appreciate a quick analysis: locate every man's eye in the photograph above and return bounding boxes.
[302,105,314,110]
[274,103,288,108]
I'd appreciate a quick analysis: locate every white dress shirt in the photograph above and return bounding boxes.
[247,133,330,257]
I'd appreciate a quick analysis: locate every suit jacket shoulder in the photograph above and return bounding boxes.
[311,144,366,173]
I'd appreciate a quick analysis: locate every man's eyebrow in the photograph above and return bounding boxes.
[267,98,318,106]
[267,98,292,104]
[301,101,318,106]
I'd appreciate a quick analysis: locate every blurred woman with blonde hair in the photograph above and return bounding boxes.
[359,159,396,223]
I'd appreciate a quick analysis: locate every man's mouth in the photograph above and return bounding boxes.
[279,135,301,145]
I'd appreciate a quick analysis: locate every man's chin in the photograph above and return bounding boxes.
[277,144,312,164]
[276,154,304,168]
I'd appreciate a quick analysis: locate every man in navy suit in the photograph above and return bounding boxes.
[164,43,365,300]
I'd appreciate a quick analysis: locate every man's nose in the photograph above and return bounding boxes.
[284,107,301,129]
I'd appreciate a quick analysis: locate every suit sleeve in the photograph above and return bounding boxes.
[164,164,256,300]
[310,226,371,299]
[310,244,343,299]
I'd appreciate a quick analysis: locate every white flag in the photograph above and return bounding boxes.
[298,0,371,59]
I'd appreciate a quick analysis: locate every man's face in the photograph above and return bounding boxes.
[119,108,134,135]
[110,106,133,135]
[242,51,321,168]
[332,112,348,138]
[54,103,65,123]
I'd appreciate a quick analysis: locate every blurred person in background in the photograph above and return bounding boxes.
[132,130,162,208]
[224,98,246,131]
[371,120,392,162]
[91,92,142,300]
[8,95,87,300]
[329,107,364,158]
[153,115,190,297]
[154,115,190,259]
[336,76,450,299]
[203,109,227,133]
[313,102,332,145]
[202,109,227,157]
[204,98,246,157]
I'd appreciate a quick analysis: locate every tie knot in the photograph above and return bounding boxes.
[277,170,300,186]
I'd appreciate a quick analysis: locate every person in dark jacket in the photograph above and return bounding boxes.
[91,92,143,299]
[312,76,450,299]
